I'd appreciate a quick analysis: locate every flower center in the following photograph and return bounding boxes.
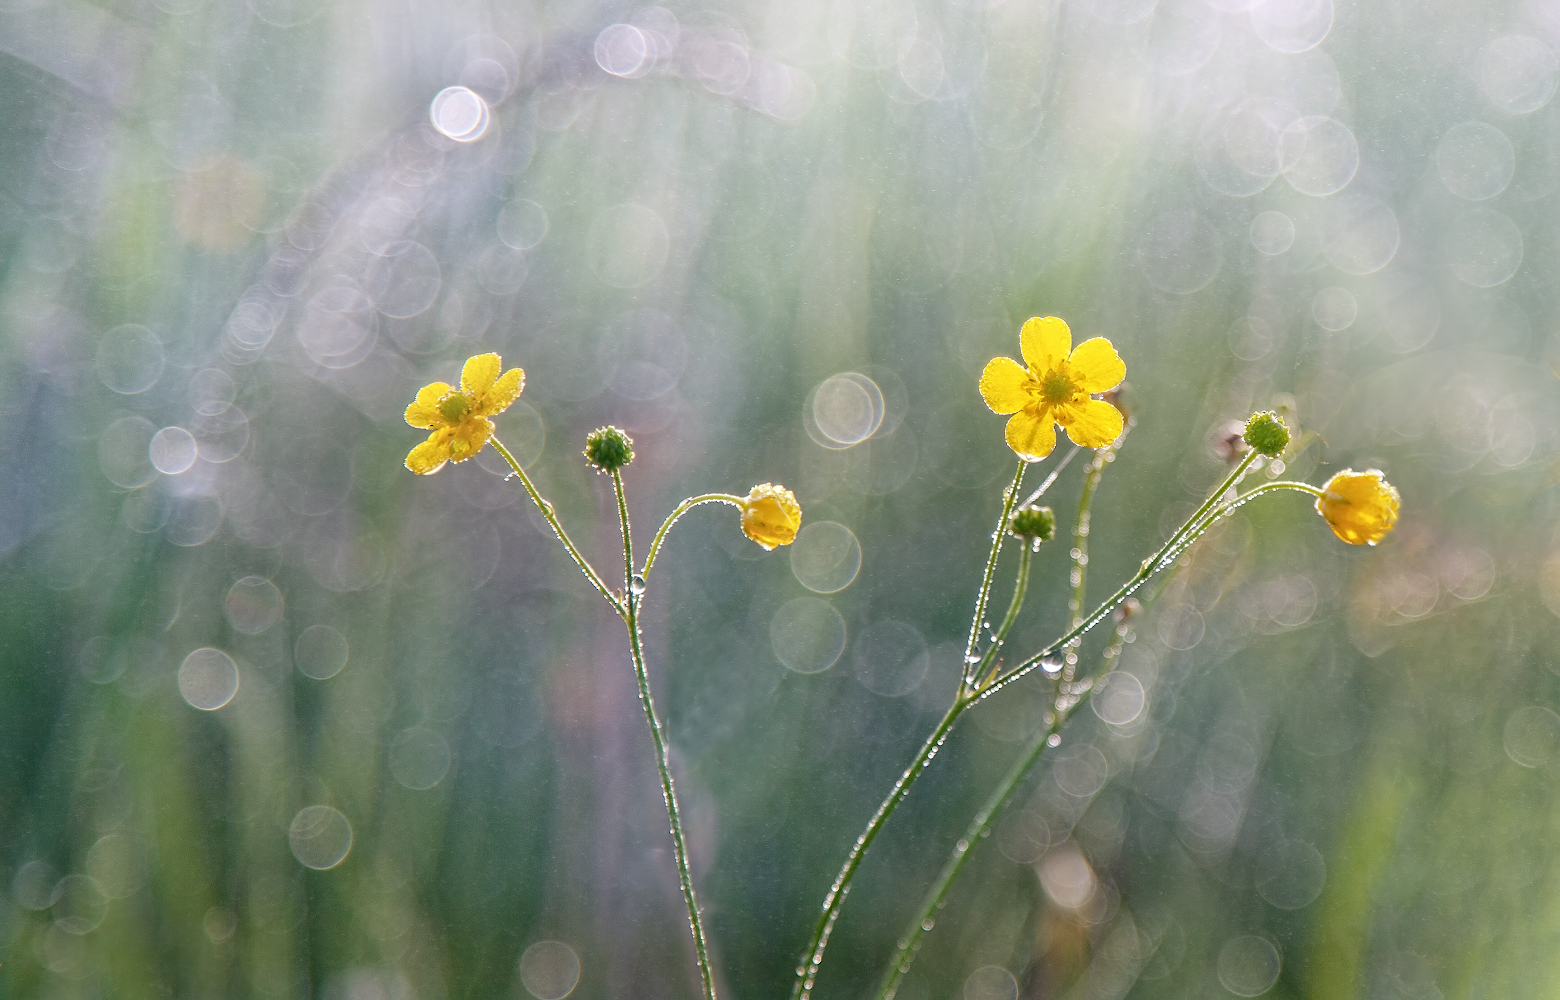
[1039,370,1075,404]
[438,393,470,423]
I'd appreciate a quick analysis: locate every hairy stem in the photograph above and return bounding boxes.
[961,462,1028,688]
[980,449,1261,700]
[612,471,717,1000]
[641,494,745,580]
[489,436,621,613]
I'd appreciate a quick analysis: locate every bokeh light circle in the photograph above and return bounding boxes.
[771,597,847,674]
[1254,839,1327,909]
[1445,208,1523,287]
[430,86,490,142]
[295,624,350,680]
[1311,287,1358,331]
[1475,35,1558,114]
[1503,706,1560,767]
[789,521,863,593]
[518,940,582,1000]
[1280,116,1358,195]
[95,324,164,394]
[1217,935,1281,996]
[1250,211,1295,255]
[225,576,283,634]
[149,427,198,475]
[179,647,240,710]
[288,805,353,869]
[389,728,453,790]
[963,966,1018,1000]
[1436,122,1515,201]
[1091,672,1146,725]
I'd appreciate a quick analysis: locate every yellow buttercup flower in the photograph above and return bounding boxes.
[1316,469,1400,546]
[739,484,802,550]
[404,353,525,475]
[979,317,1126,461]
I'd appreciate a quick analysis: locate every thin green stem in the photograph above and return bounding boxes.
[612,471,717,1000]
[876,601,1147,1000]
[789,697,972,1000]
[641,494,745,580]
[1063,448,1111,682]
[1018,445,1080,508]
[973,547,1032,690]
[961,462,1028,689]
[979,450,1261,701]
[489,436,621,614]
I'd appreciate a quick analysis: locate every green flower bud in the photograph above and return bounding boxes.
[1008,504,1056,542]
[1243,411,1290,458]
[583,426,634,472]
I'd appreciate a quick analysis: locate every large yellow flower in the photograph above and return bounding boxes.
[1316,469,1400,546]
[404,353,524,475]
[979,317,1126,461]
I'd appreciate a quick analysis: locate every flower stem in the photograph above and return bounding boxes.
[876,430,1126,1000]
[973,546,1032,689]
[489,436,621,613]
[961,462,1028,689]
[789,696,972,1000]
[641,494,745,580]
[611,470,717,1000]
[980,449,1261,701]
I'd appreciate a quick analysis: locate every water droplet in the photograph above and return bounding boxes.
[629,575,646,595]
[921,919,935,932]
[1041,654,1064,675]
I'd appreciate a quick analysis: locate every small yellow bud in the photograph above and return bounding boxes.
[738,484,802,550]
[1316,469,1400,546]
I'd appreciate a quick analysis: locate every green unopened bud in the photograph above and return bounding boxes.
[583,426,634,472]
[1009,504,1056,542]
[1243,411,1290,458]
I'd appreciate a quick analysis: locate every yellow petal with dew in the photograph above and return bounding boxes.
[1056,397,1123,448]
[405,381,452,429]
[740,483,802,550]
[406,433,450,475]
[1067,338,1126,394]
[1316,469,1400,546]
[446,417,494,464]
[477,366,525,416]
[1020,316,1070,375]
[979,357,1032,414]
[461,353,502,398]
[1005,407,1057,462]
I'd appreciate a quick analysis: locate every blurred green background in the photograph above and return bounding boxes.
[4,0,1560,997]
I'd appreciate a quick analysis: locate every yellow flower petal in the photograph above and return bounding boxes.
[1005,408,1057,462]
[405,381,453,429]
[1067,338,1126,394]
[740,483,802,550]
[1020,316,1071,375]
[446,417,494,464]
[979,357,1031,415]
[1056,397,1123,448]
[405,432,451,475]
[1316,469,1400,546]
[461,353,502,398]
[477,366,525,416]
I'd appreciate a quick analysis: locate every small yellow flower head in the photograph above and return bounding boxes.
[404,353,524,475]
[1316,469,1401,546]
[1243,411,1290,458]
[979,317,1126,462]
[1008,504,1056,542]
[738,484,802,550]
[583,426,635,472]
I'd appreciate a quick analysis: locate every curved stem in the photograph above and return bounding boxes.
[979,450,1261,701]
[489,436,621,614]
[641,494,745,580]
[961,462,1028,689]
[1019,445,1080,509]
[611,471,717,1000]
[1062,448,1110,682]
[789,697,972,1000]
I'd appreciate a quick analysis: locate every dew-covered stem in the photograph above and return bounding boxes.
[981,449,1260,700]
[490,436,621,613]
[641,494,745,580]
[612,471,717,1000]
[789,697,971,1000]
[962,462,1027,688]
